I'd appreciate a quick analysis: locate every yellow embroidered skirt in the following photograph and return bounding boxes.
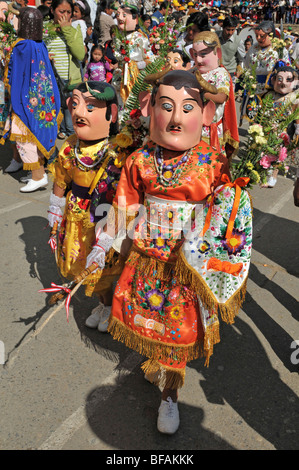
[57,192,121,297]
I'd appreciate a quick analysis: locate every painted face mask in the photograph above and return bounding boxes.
[273,71,296,95]
[255,29,271,48]
[149,84,205,152]
[0,1,8,21]
[166,52,185,71]
[191,42,220,74]
[69,89,112,141]
[116,7,137,32]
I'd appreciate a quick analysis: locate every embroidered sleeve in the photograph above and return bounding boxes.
[214,68,230,96]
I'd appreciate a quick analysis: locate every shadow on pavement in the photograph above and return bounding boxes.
[191,314,299,450]
[252,207,299,277]
[85,368,235,450]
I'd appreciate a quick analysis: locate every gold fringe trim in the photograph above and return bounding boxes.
[3,39,23,92]
[217,86,230,96]
[141,359,186,390]
[203,322,220,367]
[223,130,239,150]
[126,247,175,281]
[84,250,125,297]
[7,112,62,160]
[108,315,203,366]
[23,160,44,171]
[175,249,247,325]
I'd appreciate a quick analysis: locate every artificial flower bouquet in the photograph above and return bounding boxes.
[270,32,293,60]
[0,21,17,61]
[232,92,299,186]
[149,22,180,58]
[115,108,149,150]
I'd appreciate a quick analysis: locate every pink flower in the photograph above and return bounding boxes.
[278,146,288,162]
[259,154,276,169]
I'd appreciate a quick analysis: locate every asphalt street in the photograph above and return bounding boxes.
[0,122,298,451]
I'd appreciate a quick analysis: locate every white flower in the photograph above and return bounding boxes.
[248,124,264,135]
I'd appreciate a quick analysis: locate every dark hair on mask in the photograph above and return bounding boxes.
[74,81,119,136]
[118,3,139,18]
[169,49,191,67]
[150,70,204,107]
[272,65,298,83]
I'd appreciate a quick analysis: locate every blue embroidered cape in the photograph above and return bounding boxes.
[3,39,61,157]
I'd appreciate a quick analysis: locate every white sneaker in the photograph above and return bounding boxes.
[267,176,277,188]
[85,303,104,328]
[20,174,48,192]
[5,159,23,173]
[157,397,180,434]
[97,306,111,333]
[20,172,32,183]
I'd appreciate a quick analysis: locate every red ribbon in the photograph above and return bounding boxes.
[218,174,250,240]
[39,283,72,322]
[48,236,57,254]
[209,122,221,153]
[207,257,243,276]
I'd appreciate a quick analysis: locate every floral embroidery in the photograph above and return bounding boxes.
[129,272,192,341]
[221,228,247,255]
[26,60,56,128]
[197,153,212,165]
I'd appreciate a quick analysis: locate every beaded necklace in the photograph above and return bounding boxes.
[154,145,191,187]
[74,138,109,172]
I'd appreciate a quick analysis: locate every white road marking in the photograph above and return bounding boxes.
[253,186,292,236]
[38,352,142,450]
[0,192,49,215]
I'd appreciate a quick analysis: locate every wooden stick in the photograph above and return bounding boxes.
[49,220,59,265]
[34,263,101,337]
[32,279,85,338]
[48,262,99,305]
[4,264,102,367]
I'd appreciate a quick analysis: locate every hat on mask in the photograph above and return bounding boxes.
[121,0,139,12]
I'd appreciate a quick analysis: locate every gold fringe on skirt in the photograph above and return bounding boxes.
[108,315,204,389]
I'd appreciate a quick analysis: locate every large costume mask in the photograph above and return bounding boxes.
[271,67,299,95]
[67,81,118,141]
[139,70,217,152]
[0,1,8,21]
[166,51,190,71]
[190,31,222,74]
[116,5,138,32]
[255,28,272,48]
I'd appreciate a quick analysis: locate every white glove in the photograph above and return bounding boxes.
[137,60,147,70]
[85,232,114,271]
[48,192,66,228]
[294,123,299,136]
